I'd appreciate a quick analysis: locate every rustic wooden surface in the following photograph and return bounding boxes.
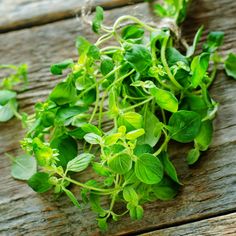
[141,213,236,236]
[0,0,143,32]
[0,0,236,235]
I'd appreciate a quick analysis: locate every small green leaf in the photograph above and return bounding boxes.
[187,26,203,57]
[92,6,104,33]
[11,154,37,180]
[133,144,153,157]
[187,148,200,165]
[68,127,86,140]
[0,90,16,105]
[124,170,139,185]
[63,187,81,208]
[87,45,100,59]
[224,53,236,79]
[135,205,144,220]
[67,153,94,172]
[181,95,208,118]
[127,203,144,220]
[195,120,213,151]
[100,57,115,81]
[28,172,53,193]
[203,31,224,52]
[75,36,91,56]
[108,153,132,174]
[152,177,178,200]
[121,25,144,41]
[123,186,139,205]
[84,133,102,145]
[166,47,188,66]
[104,133,122,146]
[124,44,152,73]
[81,123,102,136]
[0,99,17,122]
[51,136,78,168]
[126,128,145,140]
[139,109,162,147]
[150,87,178,112]
[97,217,108,231]
[92,162,110,176]
[118,112,143,132]
[135,153,163,184]
[191,53,210,88]
[168,110,201,143]
[50,81,77,105]
[158,152,180,184]
[50,59,73,75]
[56,106,87,123]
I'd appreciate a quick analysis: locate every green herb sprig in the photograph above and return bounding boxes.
[0,64,28,123]
[4,3,236,232]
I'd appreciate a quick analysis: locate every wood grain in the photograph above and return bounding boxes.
[0,0,143,33]
[0,0,236,235]
[141,213,236,236]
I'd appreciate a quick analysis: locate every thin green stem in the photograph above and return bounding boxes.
[98,91,107,129]
[153,130,170,156]
[77,65,122,99]
[161,36,183,90]
[122,97,153,112]
[113,15,156,33]
[108,174,120,214]
[107,69,135,91]
[64,176,115,194]
[207,62,218,88]
[95,32,113,46]
[161,109,166,124]
[201,83,213,108]
[89,82,100,123]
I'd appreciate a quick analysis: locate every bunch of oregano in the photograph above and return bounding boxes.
[2,0,236,231]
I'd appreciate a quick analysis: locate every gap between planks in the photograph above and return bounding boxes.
[138,211,236,236]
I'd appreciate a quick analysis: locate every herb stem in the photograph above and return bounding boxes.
[161,36,183,90]
[153,130,170,156]
[107,69,135,91]
[122,97,153,112]
[113,15,156,33]
[64,176,115,194]
[89,82,100,123]
[77,65,122,99]
[98,91,107,129]
[207,61,218,88]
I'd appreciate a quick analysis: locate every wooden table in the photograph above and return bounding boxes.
[0,0,236,235]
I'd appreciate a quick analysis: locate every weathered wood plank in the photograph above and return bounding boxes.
[0,1,236,235]
[0,0,143,32]
[141,213,236,236]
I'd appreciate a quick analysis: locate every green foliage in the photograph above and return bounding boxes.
[203,31,224,53]
[0,64,28,122]
[28,172,53,193]
[50,59,74,75]
[67,153,94,172]
[187,148,200,165]
[124,44,152,73]
[135,153,163,184]
[92,6,104,33]
[168,110,201,143]
[154,0,190,24]
[108,153,132,174]
[10,154,37,180]
[150,86,178,112]
[5,2,236,233]
[224,53,236,79]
